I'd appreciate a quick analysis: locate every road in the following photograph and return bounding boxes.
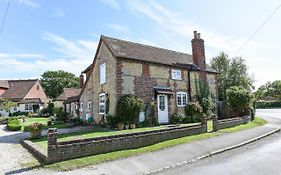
[157,109,281,175]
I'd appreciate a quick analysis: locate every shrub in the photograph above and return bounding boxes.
[226,86,253,116]
[142,103,158,127]
[106,114,119,128]
[47,120,52,126]
[185,101,203,123]
[0,117,8,124]
[54,107,68,122]
[30,123,43,138]
[7,117,21,131]
[255,101,281,109]
[170,113,184,124]
[12,111,28,117]
[116,95,143,124]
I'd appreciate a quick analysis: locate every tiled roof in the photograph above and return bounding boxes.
[0,80,9,88]
[102,36,194,66]
[0,79,37,101]
[56,88,81,101]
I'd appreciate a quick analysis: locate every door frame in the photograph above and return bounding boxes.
[157,94,169,124]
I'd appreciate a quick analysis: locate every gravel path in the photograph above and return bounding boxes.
[0,124,93,175]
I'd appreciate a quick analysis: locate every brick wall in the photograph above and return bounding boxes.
[212,115,250,131]
[46,120,207,163]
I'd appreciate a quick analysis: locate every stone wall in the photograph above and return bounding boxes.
[212,115,250,131]
[46,120,207,163]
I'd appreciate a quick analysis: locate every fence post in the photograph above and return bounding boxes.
[212,114,218,131]
[47,128,58,163]
[201,115,208,133]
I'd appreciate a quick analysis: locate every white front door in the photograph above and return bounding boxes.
[157,94,169,124]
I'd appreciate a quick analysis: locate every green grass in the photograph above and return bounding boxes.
[20,117,68,131]
[45,132,217,171]
[32,124,198,150]
[219,117,267,133]
[26,117,267,171]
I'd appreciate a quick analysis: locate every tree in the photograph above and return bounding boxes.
[210,52,254,101]
[226,86,253,116]
[0,98,16,112]
[255,80,281,101]
[40,70,79,98]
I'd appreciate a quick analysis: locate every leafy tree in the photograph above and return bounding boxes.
[226,86,253,116]
[0,98,16,112]
[255,80,281,101]
[40,70,79,98]
[210,52,254,101]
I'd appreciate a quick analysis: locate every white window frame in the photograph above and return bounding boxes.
[171,69,182,80]
[100,63,106,84]
[80,103,83,112]
[87,101,92,111]
[99,93,106,114]
[176,92,188,107]
[25,104,33,111]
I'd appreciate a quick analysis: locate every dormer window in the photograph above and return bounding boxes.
[171,69,182,80]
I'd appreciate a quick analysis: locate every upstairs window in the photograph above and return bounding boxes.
[176,92,188,107]
[172,69,182,80]
[100,63,106,84]
[99,93,106,114]
[80,103,83,112]
[87,101,92,111]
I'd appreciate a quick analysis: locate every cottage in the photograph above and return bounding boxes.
[54,88,81,110]
[79,31,218,124]
[0,79,48,115]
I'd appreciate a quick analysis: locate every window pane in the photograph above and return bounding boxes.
[182,94,187,105]
[159,96,165,111]
[100,63,106,84]
[177,94,182,106]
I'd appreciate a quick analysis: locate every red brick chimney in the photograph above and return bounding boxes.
[79,74,84,88]
[191,31,206,81]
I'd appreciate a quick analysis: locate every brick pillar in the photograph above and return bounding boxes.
[47,128,58,163]
[201,115,208,133]
[212,114,218,131]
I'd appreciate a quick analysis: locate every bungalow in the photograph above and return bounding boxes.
[79,31,218,124]
[53,88,81,109]
[0,79,48,115]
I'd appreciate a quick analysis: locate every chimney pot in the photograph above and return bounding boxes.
[193,31,197,39]
[198,33,201,39]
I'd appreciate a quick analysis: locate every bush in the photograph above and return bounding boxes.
[116,95,143,124]
[30,123,43,138]
[226,86,253,116]
[12,111,28,117]
[170,113,184,124]
[54,107,68,122]
[142,103,158,127]
[255,101,281,109]
[106,114,119,128]
[0,117,8,124]
[7,117,21,131]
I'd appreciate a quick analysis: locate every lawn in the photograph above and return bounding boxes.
[21,117,68,131]
[26,117,267,171]
[32,123,199,150]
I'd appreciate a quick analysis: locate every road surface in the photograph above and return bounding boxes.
[158,109,281,175]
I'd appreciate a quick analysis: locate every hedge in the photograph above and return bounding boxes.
[255,101,281,109]
[6,117,21,131]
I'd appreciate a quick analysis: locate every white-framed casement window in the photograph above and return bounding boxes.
[100,63,106,84]
[80,103,84,112]
[171,69,182,80]
[25,104,32,111]
[176,92,188,107]
[99,93,106,114]
[87,101,92,111]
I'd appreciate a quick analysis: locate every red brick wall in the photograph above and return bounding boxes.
[192,31,206,81]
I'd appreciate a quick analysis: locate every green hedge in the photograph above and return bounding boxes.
[7,117,21,131]
[255,101,281,109]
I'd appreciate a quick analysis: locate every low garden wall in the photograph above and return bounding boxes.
[43,119,207,163]
[212,115,250,131]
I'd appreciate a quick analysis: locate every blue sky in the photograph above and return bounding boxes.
[0,0,280,89]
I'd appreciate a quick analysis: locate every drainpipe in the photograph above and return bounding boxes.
[187,70,192,101]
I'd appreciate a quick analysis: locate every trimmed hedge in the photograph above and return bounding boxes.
[255,101,281,109]
[7,117,21,131]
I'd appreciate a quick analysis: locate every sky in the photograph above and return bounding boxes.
[0,0,280,90]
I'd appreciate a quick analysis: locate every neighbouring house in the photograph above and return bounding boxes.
[53,88,81,110]
[0,80,9,96]
[79,31,218,124]
[0,79,48,116]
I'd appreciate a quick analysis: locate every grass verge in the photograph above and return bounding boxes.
[45,132,217,171]
[26,117,267,171]
[219,117,267,133]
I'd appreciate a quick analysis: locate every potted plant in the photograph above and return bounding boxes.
[30,122,43,139]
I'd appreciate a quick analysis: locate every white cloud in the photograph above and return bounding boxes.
[18,0,40,8]
[0,34,99,79]
[126,0,280,88]
[99,0,121,10]
[52,7,65,17]
[107,24,130,33]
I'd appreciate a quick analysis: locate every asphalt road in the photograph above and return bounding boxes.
[157,109,281,175]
